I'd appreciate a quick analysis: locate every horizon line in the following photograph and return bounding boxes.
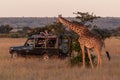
[0,16,120,18]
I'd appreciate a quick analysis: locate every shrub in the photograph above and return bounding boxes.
[0,34,9,38]
[70,52,96,67]
[70,41,96,67]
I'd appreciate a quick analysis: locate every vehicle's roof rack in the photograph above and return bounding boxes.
[30,32,57,39]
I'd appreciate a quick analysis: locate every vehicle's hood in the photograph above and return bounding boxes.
[10,46,24,50]
[10,45,33,51]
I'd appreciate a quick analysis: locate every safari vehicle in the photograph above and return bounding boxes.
[9,32,72,59]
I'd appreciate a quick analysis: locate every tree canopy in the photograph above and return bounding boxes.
[73,12,100,26]
[0,25,13,34]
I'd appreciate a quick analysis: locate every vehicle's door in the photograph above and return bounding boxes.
[34,38,46,55]
[23,38,35,55]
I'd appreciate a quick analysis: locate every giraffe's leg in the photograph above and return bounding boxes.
[95,48,102,67]
[78,39,85,68]
[81,46,85,68]
[87,48,94,68]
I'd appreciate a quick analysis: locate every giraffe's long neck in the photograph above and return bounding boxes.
[58,16,89,36]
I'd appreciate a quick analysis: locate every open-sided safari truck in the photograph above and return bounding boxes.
[9,32,72,59]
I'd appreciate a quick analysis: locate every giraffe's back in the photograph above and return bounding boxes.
[80,32,102,49]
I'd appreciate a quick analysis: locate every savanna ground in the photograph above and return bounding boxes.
[0,37,120,80]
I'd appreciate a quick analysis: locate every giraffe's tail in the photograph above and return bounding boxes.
[106,51,111,61]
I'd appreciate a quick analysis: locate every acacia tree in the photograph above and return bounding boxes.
[71,12,100,42]
[73,12,100,27]
[70,12,100,41]
[73,12,112,40]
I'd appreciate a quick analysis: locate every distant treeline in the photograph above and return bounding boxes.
[0,17,120,29]
[0,14,120,38]
[0,23,120,38]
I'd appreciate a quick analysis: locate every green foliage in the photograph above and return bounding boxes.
[0,24,13,34]
[70,40,96,67]
[116,26,120,31]
[113,27,120,36]
[27,27,47,36]
[9,33,20,38]
[0,34,10,38]
[73,12,100,25]
[46,23,66,35]
[27,23,66,37]
[71,12,102,39]
[91,28,112,40]
[0,33,23,38]
[70,51,96,67]
[73,11,114,40]
[22,27,31,32]
[71,41,81,52]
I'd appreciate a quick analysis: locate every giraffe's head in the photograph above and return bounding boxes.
[58,14,62,17]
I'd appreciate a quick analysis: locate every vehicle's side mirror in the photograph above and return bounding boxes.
[26,43,29,46]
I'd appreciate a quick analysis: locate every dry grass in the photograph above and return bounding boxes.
[0,37,120,80]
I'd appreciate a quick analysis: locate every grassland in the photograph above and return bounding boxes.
[0,37,120,80]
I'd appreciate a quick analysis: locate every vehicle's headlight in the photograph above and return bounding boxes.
[10,47,14,50]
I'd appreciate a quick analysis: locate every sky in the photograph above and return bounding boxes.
[0,0,120,17]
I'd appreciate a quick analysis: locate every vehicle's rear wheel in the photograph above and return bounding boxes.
[11,52,18,59]
[43,54,49,61]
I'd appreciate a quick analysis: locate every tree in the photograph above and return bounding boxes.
[73,11,112,40]
[0,24,13,34]
[73,12,100,27]
[46,23,66,35]
[27,27,48,37]
[27,23,67,37]
[91,28,112,40]
[113,26,120,36]
[22,26,31,32]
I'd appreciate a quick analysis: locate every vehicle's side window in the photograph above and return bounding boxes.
[47,39,56,48]
[35,38,45,48]
[35,38,56,48]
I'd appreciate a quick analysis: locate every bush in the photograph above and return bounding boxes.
[70,51,96,67]
[0,34,9,38]
[70,41,96,67]
[9,33,26,38]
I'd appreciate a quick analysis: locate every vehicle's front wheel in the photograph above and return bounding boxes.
[11,52,18,59]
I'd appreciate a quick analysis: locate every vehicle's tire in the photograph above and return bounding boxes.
[11,52,18,59]
[43,54,49,61]
[61,44,68,54]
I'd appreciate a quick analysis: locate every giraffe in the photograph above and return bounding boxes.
[57,15,110,68]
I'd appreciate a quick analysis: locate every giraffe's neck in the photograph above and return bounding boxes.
[58,16,89,36]
[58,17,73,28]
